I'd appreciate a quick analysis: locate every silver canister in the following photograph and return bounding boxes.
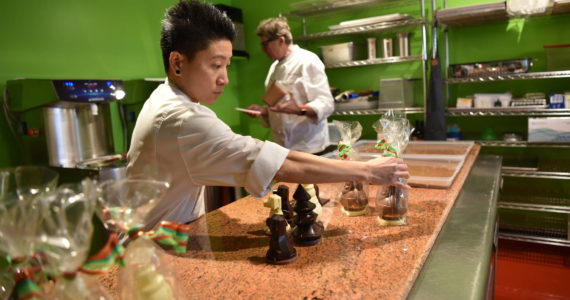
[367,37,377,60]
[397,32,410,57]
[43,102,114,168]
[382,38,393,58]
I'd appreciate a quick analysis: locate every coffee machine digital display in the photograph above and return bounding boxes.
[52,79,125,102]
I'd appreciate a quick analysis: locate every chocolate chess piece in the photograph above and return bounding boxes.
[273,185,294,225]
[265,214,297,265]
[292,185,322,246]
[263,194,290,235]
[301,184,322,219]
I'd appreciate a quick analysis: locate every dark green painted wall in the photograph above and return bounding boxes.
[1,0,569,167]
[0,0,239,167]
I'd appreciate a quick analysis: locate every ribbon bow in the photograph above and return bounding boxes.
[8,256,43,300]
[128,221,190,254]
[337,143,353,160]
[80,232,125,275]
[375,138,398,157]
[13,267,42,300]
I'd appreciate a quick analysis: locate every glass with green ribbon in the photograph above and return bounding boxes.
[36,179,115,299]
[98,178,184,299]
[372,110,413,226]
[333,120,369,216]
[0,166,59,299]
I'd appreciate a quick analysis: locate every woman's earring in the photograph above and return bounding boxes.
[175,69,181,74]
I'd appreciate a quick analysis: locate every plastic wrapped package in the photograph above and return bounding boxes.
[38,179,114,300]
[372,111,413,226]
[97,179,185,300]
[332,120,369,216]
[507,0,554,17]
[0,166,59,299]
[120,238,180,300]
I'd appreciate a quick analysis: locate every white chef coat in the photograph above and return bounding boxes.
[127,79,289,228]
[263,45,334,154]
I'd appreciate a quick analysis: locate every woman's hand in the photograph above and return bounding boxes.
[245,104,267,117]
[269,94,301,115]
[366,157,411,189]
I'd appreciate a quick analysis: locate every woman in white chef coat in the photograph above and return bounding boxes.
[127,0,410,229]
[245,18,334,155]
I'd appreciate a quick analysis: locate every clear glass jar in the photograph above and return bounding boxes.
[339,181,368,216]
[377,178,408,226]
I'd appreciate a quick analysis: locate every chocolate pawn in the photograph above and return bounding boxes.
[265,214,297,265]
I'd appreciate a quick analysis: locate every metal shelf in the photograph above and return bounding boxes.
[501,194,570,208]
[499,202,570,214]
[288,0,414,16]
[502,170,570,180]
[476,140,570,148]
[332,107,423,116]
[499,232,570,247]
[296,18,425,41]
[446,70,570,83]
[447,107,570,117]
[325,55,423,69]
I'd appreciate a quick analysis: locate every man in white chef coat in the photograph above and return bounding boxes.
[245,18,334,155]
[127,0,409,229]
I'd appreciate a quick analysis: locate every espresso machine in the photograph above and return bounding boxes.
[5,79,127,182]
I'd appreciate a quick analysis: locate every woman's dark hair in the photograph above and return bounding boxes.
[160,0,235,72]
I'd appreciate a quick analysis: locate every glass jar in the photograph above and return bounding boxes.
[377,178,408,226]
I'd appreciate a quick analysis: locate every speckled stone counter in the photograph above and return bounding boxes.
[100,146,487,299]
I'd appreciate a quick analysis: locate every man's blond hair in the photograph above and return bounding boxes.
[256,17,293,44]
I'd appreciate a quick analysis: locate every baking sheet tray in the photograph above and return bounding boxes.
[322,150,467,188]
[353,140,474,160]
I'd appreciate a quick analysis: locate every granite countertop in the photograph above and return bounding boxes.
[100,146,483,299]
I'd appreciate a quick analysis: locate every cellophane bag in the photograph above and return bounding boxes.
[372,110,413,225]
[333,120,369,216]
[39,179,114,299]
[120,237,180,300]
[98,179,184,300]
[0,166,59,299]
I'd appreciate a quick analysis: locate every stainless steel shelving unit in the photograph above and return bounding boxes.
[289,0,429,116]
[502,170,570,180]
[438,3,570,248]
[446,70,570,83]
[296,18,426,41]
[499,202,570,214]
[476,140,570,148]
[288,0,417,16]
[498,233,570,247]
[447,107,570,117]
[333,107,423,116]
[326,54,423,68]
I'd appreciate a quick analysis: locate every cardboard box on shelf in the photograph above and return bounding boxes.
[528,117,570,142]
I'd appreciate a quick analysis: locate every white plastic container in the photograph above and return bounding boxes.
[320,42,360,65]
[474,93,512,108]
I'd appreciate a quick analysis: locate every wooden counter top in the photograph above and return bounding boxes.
[100,146,481,299]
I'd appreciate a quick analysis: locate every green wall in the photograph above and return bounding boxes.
[0,0,238,167]
[1,0,569,167]
[232,0,429,141]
